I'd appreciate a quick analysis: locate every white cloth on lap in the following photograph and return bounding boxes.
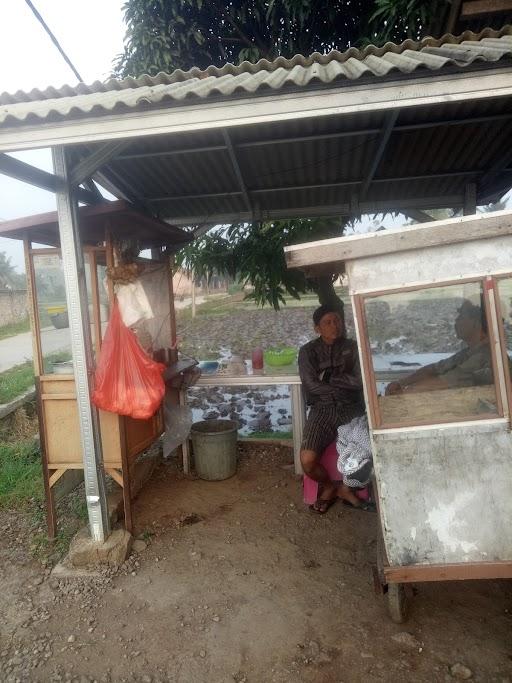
[336,414,373,488]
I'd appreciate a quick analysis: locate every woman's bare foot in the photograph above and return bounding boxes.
[319,482,339,502]
[336,483,362,507]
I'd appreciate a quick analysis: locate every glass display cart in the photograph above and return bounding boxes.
[0,201,192,536]
[285,209,512,621]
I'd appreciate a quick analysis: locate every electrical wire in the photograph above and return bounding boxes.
[24,0,84,82]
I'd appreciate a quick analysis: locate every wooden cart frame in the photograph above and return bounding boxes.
[13,204,187,537]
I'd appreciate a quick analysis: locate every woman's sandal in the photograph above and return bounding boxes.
[310,497,338,514]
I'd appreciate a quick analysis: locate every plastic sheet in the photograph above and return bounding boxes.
[163,394,193,457]
[92,301,165,419]
[116,264,171,353]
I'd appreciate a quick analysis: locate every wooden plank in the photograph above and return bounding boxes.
[495,276,512,422]
[168,255,177,346]
[69,140,129,186]
[445,0,463,32]
[285,210,512,270]
[24,239,42,376]
[360,110,399,200]
[88,250,103,355]
[41,393,77,400]
[35,377,57,539]
[461,0,512,17]
[47,462,84,469]
[463,182,477,215]
[353,294,381,429]
[39,374,76,382]
[196,373,302,386]
[48,469,67,488]
[120,420,134,534]
[484,278,508,418]
[106,468,124,487]
[385,560,512,583]
[0,153,97,204]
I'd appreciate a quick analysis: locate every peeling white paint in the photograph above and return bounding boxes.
[427,492,477,554]
[410,526,417,541]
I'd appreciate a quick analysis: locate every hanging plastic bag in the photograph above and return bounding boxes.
[92,300,165,420]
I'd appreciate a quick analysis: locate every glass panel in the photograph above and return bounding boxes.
[33,252,72,374]
[32,251,106,373]
[497,277,512,383]
[363,281,499,426]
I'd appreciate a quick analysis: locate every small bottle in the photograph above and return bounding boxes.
[251,347,264,371]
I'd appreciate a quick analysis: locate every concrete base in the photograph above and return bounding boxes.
[68,527,132,568]
[51,561,103,579]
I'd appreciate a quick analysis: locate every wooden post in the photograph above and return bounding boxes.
[167,255,177,347]
[191,268,196,319]
[23,237,43,376]
[463,182,477,216]
[88,250,103,355]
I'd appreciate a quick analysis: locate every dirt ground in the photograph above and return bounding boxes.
[1,443,512,683]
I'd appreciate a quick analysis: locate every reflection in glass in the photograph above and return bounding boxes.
[33,253,72,374]
[32,250,108,373]
[363,282,498,426]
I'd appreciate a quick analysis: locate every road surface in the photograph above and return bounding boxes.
[0,327,70,373]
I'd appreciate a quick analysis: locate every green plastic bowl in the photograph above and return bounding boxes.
[264,347,297,366]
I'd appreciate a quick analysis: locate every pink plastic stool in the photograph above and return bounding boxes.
[303,441,369,505]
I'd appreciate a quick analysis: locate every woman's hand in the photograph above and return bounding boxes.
[385,381,403,396]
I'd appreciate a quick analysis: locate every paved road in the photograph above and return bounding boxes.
[0,298,206,373]
[0,327,70,372]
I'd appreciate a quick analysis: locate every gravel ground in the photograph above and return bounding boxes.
[1,444,512,683]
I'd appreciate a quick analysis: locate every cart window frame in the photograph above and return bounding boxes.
[28,244,109,377]
[495,273,512,423]
[355,276,507,429]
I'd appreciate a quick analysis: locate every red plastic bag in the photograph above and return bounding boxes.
[92,301,165,420]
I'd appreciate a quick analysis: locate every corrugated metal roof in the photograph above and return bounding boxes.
[1,27,511,125]
[76,93,510,225]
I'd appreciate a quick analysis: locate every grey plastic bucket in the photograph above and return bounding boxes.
[190,419,238,481]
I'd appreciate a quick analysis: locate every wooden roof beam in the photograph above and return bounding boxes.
[478,147,512,196]
[164,194,465,226]
[403,209,434,223]
[112,113,512,163]
[461,0,512,18]
[70,140,130,187]
[222,129,253,217]
[0,152,98,205]
[147,169,484,204]
[359,110,399,201]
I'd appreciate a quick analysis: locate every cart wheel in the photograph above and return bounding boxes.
[386,582,408,623]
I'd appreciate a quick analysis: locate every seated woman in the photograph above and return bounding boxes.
[386,299,491,395]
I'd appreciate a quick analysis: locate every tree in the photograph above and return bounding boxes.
[115,0,450,77]
[175,217,345,310]
[115,0,450,310]
[0,252,25,290]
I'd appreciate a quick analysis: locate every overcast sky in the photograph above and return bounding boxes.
[0,0,125,272]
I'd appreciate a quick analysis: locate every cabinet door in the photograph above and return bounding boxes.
[124,409,164,460]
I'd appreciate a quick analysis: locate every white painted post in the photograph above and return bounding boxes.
[52,146,110,543]
[291,384,306,474]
